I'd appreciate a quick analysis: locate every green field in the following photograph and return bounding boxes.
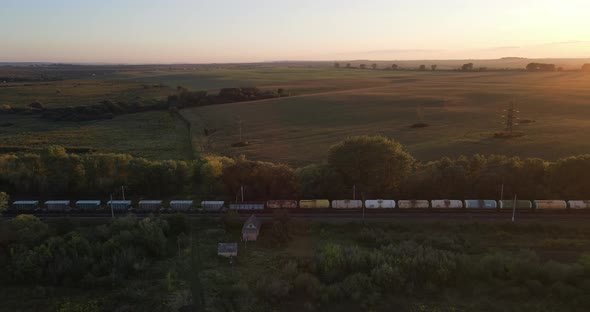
[180,69,590,165]
[2,65,590,164]
[0,111,192,160]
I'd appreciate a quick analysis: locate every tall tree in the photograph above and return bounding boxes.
[327,136,415,198]
[461,63,474,71]
[431,65,437,71]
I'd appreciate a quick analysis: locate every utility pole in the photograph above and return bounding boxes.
[500,183,504,203]
[511,194,517,222]
[240,185,244,203]
[109,193,114,219]
[236,114,243,142]
[353,185,356,200]
[121,186,125,201]
[502,102,520,136]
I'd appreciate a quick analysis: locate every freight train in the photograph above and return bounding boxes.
[4,199,590,213]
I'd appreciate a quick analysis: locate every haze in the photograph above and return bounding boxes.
[1,0,589,63]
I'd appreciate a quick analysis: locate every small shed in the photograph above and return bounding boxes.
[218,243,238,257]
[242,214,262,241]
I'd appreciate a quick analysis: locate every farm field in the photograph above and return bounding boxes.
[3,65,590,164]
[181,69,590,165]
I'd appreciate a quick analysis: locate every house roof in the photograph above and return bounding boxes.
[242,214,261,231]
[218,243,238,254]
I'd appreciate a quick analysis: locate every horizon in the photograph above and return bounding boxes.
[1,0,589,63]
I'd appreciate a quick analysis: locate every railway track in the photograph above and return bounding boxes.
[4,209,590,223]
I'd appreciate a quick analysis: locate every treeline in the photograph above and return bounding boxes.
[0,146,194,198]
[3,137,590,201]
[167,86,287,110]
[0,99,167,122]
[0,86,288,122]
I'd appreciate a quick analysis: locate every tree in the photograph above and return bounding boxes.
[359,64,367,69]
[462,63,474,71]
[327,136,415,198]
[371,63,377,70]
[526,63,556,71]
[582,64,590,72]
[346,63,351,68]
[391,64,398,70]
[334,62,340,68]
[419,65,426,71]
[0,192,8,215]
[270,209,292,247]
[29,101,44,110]
[431,65,437,71]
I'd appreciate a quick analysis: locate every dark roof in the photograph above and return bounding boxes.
[218,243,238,254]
[242,214,261,231]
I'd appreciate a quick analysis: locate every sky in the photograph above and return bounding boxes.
[1,0,589,63]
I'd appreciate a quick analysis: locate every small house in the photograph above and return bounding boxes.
[242,214,262,241]
[218,243,238,257]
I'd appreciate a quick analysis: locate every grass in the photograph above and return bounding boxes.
[0,111,192,160]
[0,79,170,108]
[179,70,590,165]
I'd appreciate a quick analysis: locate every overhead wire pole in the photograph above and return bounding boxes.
[512,194,517,222]
[121,186,125,201]
[109,193,114,219]
[501,101,520,136]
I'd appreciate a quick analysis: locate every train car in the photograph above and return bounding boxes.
[45,200,71,212]
[299,199,330,209]
[75,200,101,211]
[397,200,429,209]
[267,200,298,209]
[332,200,363,209]
[12,200,39,212]
[534,200,567,210]
[201,201,225,211]
[365,199,396,209]
[567,200,590,209]
[138,200,162,212]
[499,200,533,210]
[431,200,463,209]
[464,200,497,209]
[170,200,193,212]
[107,200,132,212]
[229,202,265,210]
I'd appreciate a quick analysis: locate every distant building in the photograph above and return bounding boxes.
[242,214,262,241]
[218,243,238,257]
